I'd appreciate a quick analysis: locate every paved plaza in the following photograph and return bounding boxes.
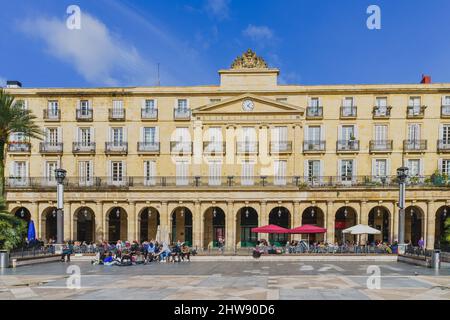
[0,260,449,300]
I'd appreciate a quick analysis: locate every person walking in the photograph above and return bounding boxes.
[218,237,225,255]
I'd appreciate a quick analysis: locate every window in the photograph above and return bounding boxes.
[79,128,92,146]
[210,98,221,103]
[45,161,58,184]
[242,127,256,152]
[46,128,59,145]
[144,99,155,110]
[306,160,321,183]
[407,124,421,141]
[440,159,450,175]
[112,100,124,117]
[208,127,222,152]
[309,97,320,108]
[177,99,188,110]
[341,125,355,140]
[48,100,58,115]
[407,159,421,177]
[274,160,287,185]
[174,127,190,152]
[374,125,387,142]
[10,132,26,142]
[79,100,90,114]
[340,159,354,182]
[143,127,156,143]
[343,97,354,107]
[111,127,124,145]
[375,97,388,115]
[14,99,27,110]
[176,160,189,186]
[208,160,222,186]
[441,125,450,143]
[373,159,387,177]
[79,161,93,186]
[409,97,421,114]
[110,161,124,184]
[271,126,288,151]
[11,161,27,185]
[241,161,254,186]
[307,126,321,142]
[144,160,156,186]
[443,96,450,106]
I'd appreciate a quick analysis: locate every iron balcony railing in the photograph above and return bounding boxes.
[39,142,63,154]
[43,109,60,121]
[76,109,93,121]
[369,140,393,152]
[203,141,225,154]
[372,106,392,118]
[72,142,96,154]
[340,106,357,118]
[137,142,160,153]
[406,105,426,118]
[336,140,360,152]
[141,108,158,120]
[170,141,193,154]
[441,105,450,118]
[6,175,450,190]
[403,139,427,152]
[7,142,31,153]
[437,140,450,152]
[236,141,258,154]
[306,106,323,119]
[303,140,326,153]
[105,142,128,154]
[270,141,292,154]
[108,108,126,121]
[174,108,191,120]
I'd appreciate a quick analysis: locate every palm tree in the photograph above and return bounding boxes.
[0,88,43,196]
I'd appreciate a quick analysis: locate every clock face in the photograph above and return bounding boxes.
[242,99,254,111]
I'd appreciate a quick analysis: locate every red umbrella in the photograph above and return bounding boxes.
[289,224,327,234]
[251,224,289,234]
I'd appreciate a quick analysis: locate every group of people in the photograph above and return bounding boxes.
[91,240,194,266]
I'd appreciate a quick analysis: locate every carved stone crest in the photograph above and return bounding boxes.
[230,49,268,69]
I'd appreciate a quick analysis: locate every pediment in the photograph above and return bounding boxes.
[192,94,304,115]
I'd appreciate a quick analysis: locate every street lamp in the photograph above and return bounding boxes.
[55,168,66,244]
[397,166,409,247]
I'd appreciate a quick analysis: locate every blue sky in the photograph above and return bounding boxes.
[1,0,450,88]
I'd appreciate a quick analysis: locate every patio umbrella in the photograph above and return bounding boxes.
[251,224,289,234]
[342,224,381,235]
[289,224,327,244]
[27,220,36,242]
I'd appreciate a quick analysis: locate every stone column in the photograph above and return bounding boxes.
[226,201,235,251]
[326,201,334,243]
[63,202,71,241]
[159,202,169,243]
[193,201,202,250]
[293,201,301,241]
[293,124,302,176]
[392,201,399,242]
[359,201,368,244]
[95,202,104,242]
[259,201,267,240]
[70,202,77,241]
[426,201,435,250]
[30,202,39,238]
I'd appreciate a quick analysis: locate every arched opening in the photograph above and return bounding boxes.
[368,206,390,244]
[405,206,424,246]
[13,207,31,223]
[203,207,226,249]
[108,207,128,242]
[171,207,192,246]
[301,206,325,242]
[335,206,357,244]
[42,207,57,242]
[75,207,95,243]
[435,206,449,249]
[236,207,258,247]
[139,207,160,242]
[268,206,291,245]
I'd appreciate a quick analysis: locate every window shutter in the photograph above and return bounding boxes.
[438,159,443,173]
[57,127,62,143]
[419,159,424,176]
[319,160,324,183]
[337,160,342,177]
[372,159,376,177]
[439,124,443,140]
[353,159,357,178]
[442,96,447,106]
[386,159,391,177]
[320,125,325,140]
[154,99,158,109]
[338,125,342,140]
[141,99,146,109]
[354,125,358,138]
[304,160,309,178]
[9,162,14,178]
[123,127,127,142]
[318,97,322,107]
[90,127,95,142]
[155,126,160,142]
[304,126,309,141]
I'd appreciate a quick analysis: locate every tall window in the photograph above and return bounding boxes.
[272,126,288,151]
[208,127,222,152]
[176,160,189,186]
[307,126,321,141]
[45,161,58,184]
[79,100,90,115]
[144,99,155,110]
[340,159,354,182]
[375,97,387,115]
[407,124,421,141]
[440,159,450,175]
[79,161,93,186]
[373,159,387,177]
[46,128,59,145]
[409,97,421,114]
[306,160,321,182]
[208,160,222,186]
[309,97,320,108]
[274,160,287,185]
[111,127,124,145]
[112,100,124,117]
[110,161,124,184]
[144,160,156,186]
[48,100,58,116]
[241,161,254,186]
[177,99,188,110]
[341,125,355,140]
[11,161,27,185]
[242,127,256,152]
[374,125,387,142]
[143,127,156,143]
[407,159,421,177]
[79,128,92,146]
[441,124,450,143]
[174,127,190,152]
[443,96,450,106]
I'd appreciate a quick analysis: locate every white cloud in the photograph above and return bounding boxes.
[242,24,274,42]
[205,0,231,20]
[19,12,156,86]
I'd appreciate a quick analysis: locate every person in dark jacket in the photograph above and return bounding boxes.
[61,241,74,262]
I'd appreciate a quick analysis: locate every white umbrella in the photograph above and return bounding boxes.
[342,224,381,235]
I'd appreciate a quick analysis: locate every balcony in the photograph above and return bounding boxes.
[270,141,292,154]
[105,142,128,154]
[39,142,63,154]
[306,106,323,119]
[170,141,193,154]
[372,106,392,119]
[236,141,258,154]
[137,142,160,154]
[43,109,60,121]
[303,140,326,153]
[441,105,450,118]
[141,108,158,120]
[369,140,393,153]
[406,105,426,118]
[174,108,191,120]
[108,109,126,121]
[336,140,360,153]
[72,142,96,154]
[403,140,427,152]
[340,106,357,119]
[7,142,31,153]
[203,141,225,155]
[76,109,93,121]
[437,140,450,153]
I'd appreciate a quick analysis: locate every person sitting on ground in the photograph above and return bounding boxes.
[181,244,190,261]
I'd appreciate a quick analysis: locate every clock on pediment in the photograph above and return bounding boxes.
[242,99,254,111]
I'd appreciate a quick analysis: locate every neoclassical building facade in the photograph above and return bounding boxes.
[4,50,450,250]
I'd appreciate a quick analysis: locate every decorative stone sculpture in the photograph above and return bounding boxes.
[230,49,268,69]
